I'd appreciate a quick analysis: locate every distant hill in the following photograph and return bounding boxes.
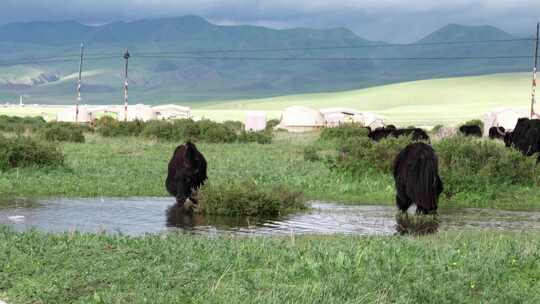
[0,16,534,105]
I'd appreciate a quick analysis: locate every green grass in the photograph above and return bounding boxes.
[0,132,390,203]
[1,227,539,303]
[199,72,532,127]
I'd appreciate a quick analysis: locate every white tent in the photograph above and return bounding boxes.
[277,106,325,132]
[483,107,528,137]
[56,106,93,123]
[127,104,156,122]
[152,104,191,120]
[320,107,385,129]
[245,111,267,131]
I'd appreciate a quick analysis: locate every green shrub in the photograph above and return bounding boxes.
[0,135,64,171]
[198,181,306,217]
[434,137,540,196]
[222,120,244,133]
[319,123,370,141]
[431,124,444,133]
[96,117,145,137]
[196,120,237,143]
[0,115,46,133]
[141,120,178,141]
[38,122,85,143]
[333,136,413,175]
[238,130,273,144]
[266,119,280,130]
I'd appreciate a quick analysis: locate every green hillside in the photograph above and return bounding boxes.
[198,72,533,126]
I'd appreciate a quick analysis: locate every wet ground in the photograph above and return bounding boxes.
[1,197,540,236]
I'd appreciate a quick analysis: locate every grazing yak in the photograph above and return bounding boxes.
[505,118,540,159]
[393,142,443,214]
[166,142,207,205]
[488,126,506,140]
[368,127,429,142]
[459,125,482,137]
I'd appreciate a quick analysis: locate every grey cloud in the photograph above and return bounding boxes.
[1,0,539,42]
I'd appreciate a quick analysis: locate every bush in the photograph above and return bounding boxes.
[196,120,237,143]
[266,119,280,130]
[38,122,85,143]
[198,181,306,217]
[431,124,444,133]
[434,137,540,196]
[333,136,413,174]
[222,120,244,133]
[0,135,64,170]
[0,115,46,133]
[96,117,145,137]
[238,130,273,144]
[141,120,178,141]
[319,123,370,141]
[303,146,321,162]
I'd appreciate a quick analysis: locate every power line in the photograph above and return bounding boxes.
[129,38,536,55]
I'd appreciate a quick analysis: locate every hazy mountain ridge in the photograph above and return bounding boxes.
[0,16,533,104]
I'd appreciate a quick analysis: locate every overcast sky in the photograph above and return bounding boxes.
[2,0,539,42]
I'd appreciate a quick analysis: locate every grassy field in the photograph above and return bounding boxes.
[199,72,532,126]
[1,132,539,210]
[1,227,539,303]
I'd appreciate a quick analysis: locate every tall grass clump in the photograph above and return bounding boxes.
[38,122,85,143]
[238,130,273,144]
[332,136,414,174]
[0,135,64,170]
[434,136,540,197]
[0,115,46,133]
[95,116,145,137]
[198,181,305,217]
[319,123,370,142]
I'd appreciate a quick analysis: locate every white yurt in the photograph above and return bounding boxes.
[56,106,93,123]
[152,104,191,120]
[277,106,325,132]
[127,104,156,122]
[320,107,360,127]
[483,107,528,137]
[355,112,386,129]
[245,111,267,131]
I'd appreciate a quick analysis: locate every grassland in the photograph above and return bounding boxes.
[1,131,540,211]
[1,227,539,304]
[1,72,533,126]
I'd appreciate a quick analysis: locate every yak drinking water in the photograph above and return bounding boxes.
[166,142,208,205]
[393,142,443,214]
[459,125,482,137]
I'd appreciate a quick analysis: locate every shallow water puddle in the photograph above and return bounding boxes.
[1,198,540,236]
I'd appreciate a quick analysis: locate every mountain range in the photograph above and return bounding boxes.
[0,16,535,105]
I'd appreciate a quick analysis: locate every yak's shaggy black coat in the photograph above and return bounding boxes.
[166,142,207,205]
[507,118,540,158]
[368,127,429,142]
[488,126,506,140]
[459,125,482,137]
[393,142,443,214]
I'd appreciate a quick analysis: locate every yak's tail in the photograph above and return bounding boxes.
[410,148,439,212]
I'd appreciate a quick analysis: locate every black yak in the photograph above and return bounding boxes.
[368,127,429,142]
[506,118,540,157]
[459,125,482,137]
[166,142,207,205]
[393,142,443,214]
[488,126,506,140]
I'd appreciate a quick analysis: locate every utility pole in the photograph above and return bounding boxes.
[76,42,84,123]
[531,22,539,119]
[123,48,130,122]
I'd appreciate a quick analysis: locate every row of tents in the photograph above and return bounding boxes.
[57,103,530,136]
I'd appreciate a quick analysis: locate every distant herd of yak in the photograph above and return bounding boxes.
[165,118,540,216]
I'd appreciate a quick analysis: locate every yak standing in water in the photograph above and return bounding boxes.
[166,142,207,205]
[393,142,443,214]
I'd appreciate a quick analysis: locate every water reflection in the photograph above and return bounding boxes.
[0,198,539,236]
